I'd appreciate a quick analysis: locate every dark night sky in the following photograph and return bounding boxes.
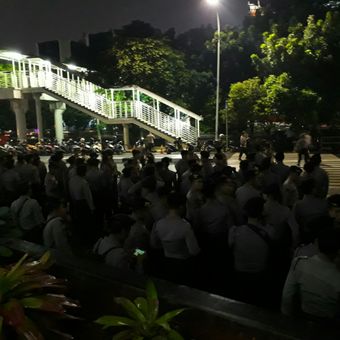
[0,0,248,54]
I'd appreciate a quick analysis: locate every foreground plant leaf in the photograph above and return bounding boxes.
[168,329,184,340]
[134,297,148,317]
[96,280,186,339]
[0,253,77,338]
[49,328,75,339]
[115,297,146,322]
[111,329,135,339]
[11,275,67,296]
[23,252,54,272]
[15,316,44,340]
[20,294,78,314]
[146,280,159,322]
[1,299,26,328]
[155,308,186,329]
[6,254,28,280]
[95,315,136,328]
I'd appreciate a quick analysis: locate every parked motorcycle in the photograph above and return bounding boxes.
[165,142,177,154]
[107,140,125,155]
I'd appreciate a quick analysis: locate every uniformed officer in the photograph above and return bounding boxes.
[281,227,340,322]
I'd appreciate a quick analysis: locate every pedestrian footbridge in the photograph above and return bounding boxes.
[0,50,202,145]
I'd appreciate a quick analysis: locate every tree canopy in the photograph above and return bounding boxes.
[227,73,320,130]
[249,11,340,123]
[3,1,340,135]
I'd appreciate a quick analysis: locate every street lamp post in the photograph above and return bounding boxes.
[225,100,228,150]
[215,11,221,142]
[206,0,221,141]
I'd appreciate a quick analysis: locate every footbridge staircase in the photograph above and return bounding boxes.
[0,50,202,144]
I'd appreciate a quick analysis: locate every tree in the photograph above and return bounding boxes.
[107,37,215,117]
[174,26,215,70]
[227,77,266,129]
[251,12,340,123]
[114,20,162,40]
[255,0,333,29]
[205,25,260,128]
[84,21,217,130]
[226,73,320,129]
[111,38,188,101]
[251,17,328,82]
[261,73,320,127]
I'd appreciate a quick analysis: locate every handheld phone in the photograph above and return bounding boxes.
[134,248,145,256]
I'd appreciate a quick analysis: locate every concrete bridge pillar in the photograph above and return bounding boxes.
[10,99,28,142]
[50,102,66,144]
[123,124,130,150]
[33,93,44,141]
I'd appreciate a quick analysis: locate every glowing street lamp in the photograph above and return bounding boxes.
[207,0,219,5]
[206,0,221,141]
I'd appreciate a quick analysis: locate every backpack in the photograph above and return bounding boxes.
[91,238,119,262]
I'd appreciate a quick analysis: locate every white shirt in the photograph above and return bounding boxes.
[143,192,168,222]
[257,169,281,191]
[311,166,329,198]
[118,176,134,202]
[159,168,176,189]
[175,159,189,178]
[272,163,290,183]
[180,169,192,196]
[124,221,150,251]
[282,255,340,319]
[43,215,71,253]
[264,200,299,245]
[186,190,205,222]
[10,195,44,230]
[86,167,104,195]
[229,223,275,273]
[67,166,77,180]
[93,235,130,269]
[44,173,59,198]
[195,199,230,234]
[293,195,328,231]
[282,179,299,208]
[151,214,200,259]
[145,133,155,144]
[235,183,261,209]
[68,175,94,210]
[293,243,318,258]
[200,161,214,179]
[15,163,40,184]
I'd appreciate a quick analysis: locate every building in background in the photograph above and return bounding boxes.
[37,30,113,69]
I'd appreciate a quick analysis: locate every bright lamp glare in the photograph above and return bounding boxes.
[206,0,219,6]
[66,64,78,71]
[0,51,26,61]
[64,63,88,73]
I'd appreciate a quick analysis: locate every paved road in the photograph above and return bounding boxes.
[227,152,340,195]
[43,152,340,194]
